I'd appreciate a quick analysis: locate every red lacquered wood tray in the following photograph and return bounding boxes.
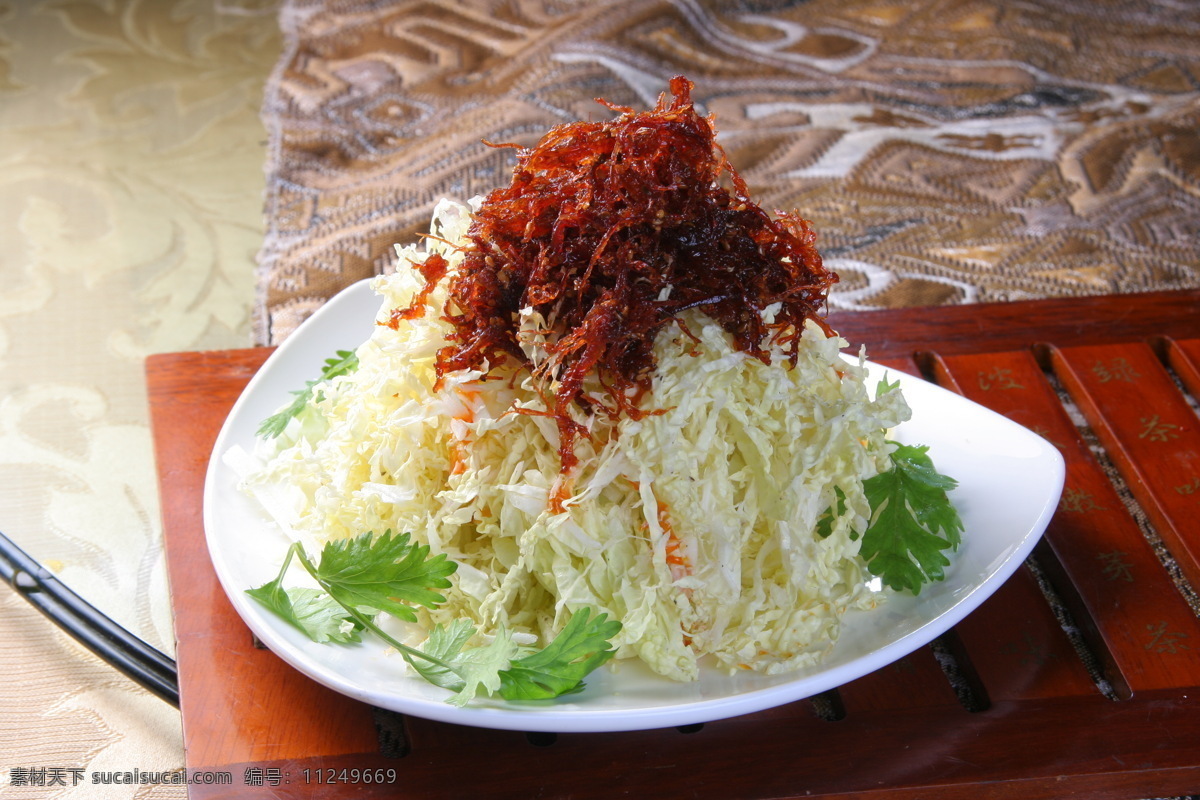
[146,290,1200,799]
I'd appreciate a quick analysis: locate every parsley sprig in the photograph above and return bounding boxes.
[247,531,621,706]
[257,349,360,439]
[819,442,963,594]
[860,443,963,592]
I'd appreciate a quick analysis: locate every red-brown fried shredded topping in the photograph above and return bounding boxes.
[389,252,449,324]
[404,76,837,500]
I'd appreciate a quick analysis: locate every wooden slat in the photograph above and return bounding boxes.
[934,349,1200,696]
[1050,343,1200,594]
[1165,337,1200,399]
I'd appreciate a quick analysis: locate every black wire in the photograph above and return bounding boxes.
[0,530,179,708]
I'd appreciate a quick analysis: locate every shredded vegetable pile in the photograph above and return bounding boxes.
[238,195,919,680]
[233,79,961,700]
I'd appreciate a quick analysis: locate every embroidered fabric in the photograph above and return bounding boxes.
[255,0,1200,344]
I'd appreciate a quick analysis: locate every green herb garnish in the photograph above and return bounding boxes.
[257,349,359,438]
[247,531,621,706]
[860,442,963,593]
[818,441,962,593]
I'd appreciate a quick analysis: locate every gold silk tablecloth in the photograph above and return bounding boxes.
[0,2,278,798]
[2,1,1199,799]
[255,0,1200,344]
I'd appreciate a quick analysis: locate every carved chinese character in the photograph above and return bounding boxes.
[1145,621,1189,654]
[1091,357,1140,383]
[1174,478,1200,496]
[1061,486,1106,514]
[977,367,1024,391]
[1138,415,1181,442]
[1096,551,1134,583]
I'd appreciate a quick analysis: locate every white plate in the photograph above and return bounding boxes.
[203,278,1064,733]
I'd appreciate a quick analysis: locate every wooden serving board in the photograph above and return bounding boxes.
[147,290,1200,800]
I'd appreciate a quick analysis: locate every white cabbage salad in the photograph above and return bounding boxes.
[231,79,962,701]
[235,197,912,682]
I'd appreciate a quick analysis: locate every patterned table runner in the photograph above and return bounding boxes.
[255,0,1200,344]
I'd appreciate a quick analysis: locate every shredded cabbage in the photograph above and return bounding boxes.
[236,199,911,680]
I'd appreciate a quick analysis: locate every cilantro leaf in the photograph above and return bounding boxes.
[859,443,963,594]
[246,549,363,643]
[498,609,622,700]
[407,620,477,690]
[410,611,623,704]
[257,349,359,439]
[445,632,520,707]
[279,588,365,643]
[308,530,456,622]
